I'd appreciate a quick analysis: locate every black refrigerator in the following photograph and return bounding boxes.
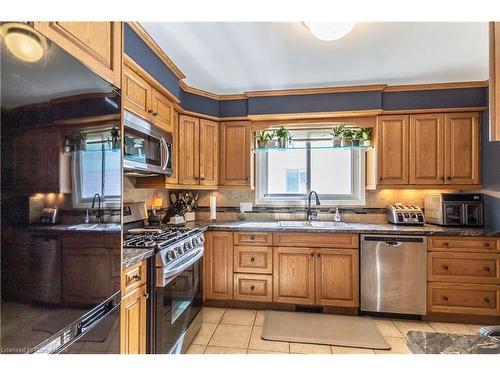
[0,22,122,354]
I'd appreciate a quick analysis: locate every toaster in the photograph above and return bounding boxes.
[40,207,61,224]
[386,202,424,225]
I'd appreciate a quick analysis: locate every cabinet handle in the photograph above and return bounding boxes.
[144,292,149,299]
[442,296,449,301]
[484,242,490,248]
[317,253,321,258]
[442,265,449,271]
[484,297,490,304]
[379,177,383,181]
[443,242,449,247]
[250,285,255,291]
[250,257,255,262]
[310,253,314,257]
[132,274,141,281]
[245,177,249,182]
[250,235,255,240]
[148,109,153,114]
[484,266,491,272]
[153,112,158,116]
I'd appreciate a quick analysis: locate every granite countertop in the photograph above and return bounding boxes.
[28,223,121,234]
[407,331,500,354]
[122,247,155,269]
[193,220,499,237]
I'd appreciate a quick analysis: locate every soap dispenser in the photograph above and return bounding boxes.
[333,208,342,222]
[84,210,91,224]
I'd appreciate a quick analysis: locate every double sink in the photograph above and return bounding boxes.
[236,221,354,229]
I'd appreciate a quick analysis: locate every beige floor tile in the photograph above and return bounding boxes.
[372,318,404,338]
[204,346,247,354]
[254,310,266,326]
[428,322,476,335]
[466,324,483,335]
[290,342,331,354]
[374,337,411,354]
[331,346,375,354]
[192,323,218,345]
[185,345,206,354]
[209,323,253,349]
[248,325,289,353]
[220,309,256,325]
[393,320,436,336]
[247,349,289,354]
[201,307,225,323]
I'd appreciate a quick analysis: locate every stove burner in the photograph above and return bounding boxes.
[124,225,200,252]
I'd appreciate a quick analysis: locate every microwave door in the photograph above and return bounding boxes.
[444,203,463,226]
[465,203,483,226]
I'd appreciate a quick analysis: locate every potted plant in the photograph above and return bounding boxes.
[361,127,372,146]
[275,127,291,148]
[341,127,354,147]
[255,130,277,149]
[330,124,346,147]
[351,129,363,146]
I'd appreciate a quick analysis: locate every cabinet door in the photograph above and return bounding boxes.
[123,65,151,119]
[315,249,359,307]
[178,115,200,185]
[409,114,445,184]
[199,119,219,186]
[444,112,480,185]
[166,110,179,184]
[273,247,315,305]
[150,88,174,132]
[490,22,500,141]
[377,115,409,185]
[204,232,234,300]
[219,121,252,186]
[120,284,148,354]
[34,22,122,88]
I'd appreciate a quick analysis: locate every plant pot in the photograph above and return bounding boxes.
[265,140,279,148]
[332,136,342,147]
[257,140,266,149]
[363,140,371,147]
[277,138,288,148]
[341,138,353,147]
[351,139,360,146]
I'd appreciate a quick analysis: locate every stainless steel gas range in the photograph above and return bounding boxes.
[123,202,204,354]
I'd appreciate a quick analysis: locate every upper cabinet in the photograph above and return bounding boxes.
[178,115,218,187]
[33,22,122,88]
[123,65,174,133]
[376,112,480,187]
[490,22,500,141]
[219,121,252,187]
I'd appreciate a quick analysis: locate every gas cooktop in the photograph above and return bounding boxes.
[123,225,201,251]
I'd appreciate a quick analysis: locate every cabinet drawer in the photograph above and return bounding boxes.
[273,232,358,248]
[428,252,500,284]
[234,274,273,302]
[429,237,499,253]
[234,232,272,246]
[428,282,500,315]
[122,261,147,295]
[234,246,272,274]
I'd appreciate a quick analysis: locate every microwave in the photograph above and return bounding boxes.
[124,111,173,177]
[424,193,484,227]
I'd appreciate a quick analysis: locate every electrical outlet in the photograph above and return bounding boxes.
[240,202,253,212]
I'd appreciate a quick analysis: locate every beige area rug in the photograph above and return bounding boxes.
[262,310,391,350]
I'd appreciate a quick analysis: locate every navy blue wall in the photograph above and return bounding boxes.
[124,24,181,99]
[179,89,219,118]
[219,99,248,118]
[481,109,500,230]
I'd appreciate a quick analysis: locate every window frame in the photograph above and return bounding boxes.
[255,137,366,206]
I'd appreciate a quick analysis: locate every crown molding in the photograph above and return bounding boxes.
[383,80,488,92]
[245,84,388,97]
[127,22,185,80]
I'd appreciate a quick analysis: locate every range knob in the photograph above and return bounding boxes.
[174,246,183,257]
[183,241,191,251]
[167,250,176,261]
[192,237,198,246]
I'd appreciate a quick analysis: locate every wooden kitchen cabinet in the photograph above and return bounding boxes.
[490,22,500,141]
[166,110,179,184]
[377,115,409,185]
[121,283,148,354]
[273,247,315,305]
[444,112,480,185]
[204,232,234,300]
[315,249,359,307]
[219,121,252,187]
[199,119,219,186]
[178,115,200,185]
[409,113,445,184]
[123,64,174,132]
[34,22,122,88]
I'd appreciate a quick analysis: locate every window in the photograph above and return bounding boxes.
[72,130,121,207]
[256,130,365,205]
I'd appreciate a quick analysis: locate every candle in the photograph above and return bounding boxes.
[210,194,217,221]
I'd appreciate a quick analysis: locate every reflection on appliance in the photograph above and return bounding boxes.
[1,22,121,354]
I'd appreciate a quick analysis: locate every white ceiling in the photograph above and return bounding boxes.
[141,22,489,95]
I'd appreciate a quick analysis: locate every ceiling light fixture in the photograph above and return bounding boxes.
[302,22,356,42]
[1,23,47,62]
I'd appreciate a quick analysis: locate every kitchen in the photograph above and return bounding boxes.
[1,5,500,371]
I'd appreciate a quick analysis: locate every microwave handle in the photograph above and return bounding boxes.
[160,138,169,171]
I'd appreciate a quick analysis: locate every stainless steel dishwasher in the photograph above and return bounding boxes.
[361,235,427,315]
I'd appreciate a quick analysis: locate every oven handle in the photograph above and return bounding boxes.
[158,247,204,287]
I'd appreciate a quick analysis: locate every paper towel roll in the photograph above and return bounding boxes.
[210,194,217,221]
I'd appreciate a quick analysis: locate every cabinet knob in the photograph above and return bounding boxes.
[153,112,158,116]
[379,177,383,181]
[310,253,314,257]
[442,296,449,301]
[132,274,141,281]
[484,297,490,304]
[484,242,490,248]
[443,242,449,247]
[245,177,249,182]
[148,109,153,114]
[250,257,255,262]
[250,285,255,291]
[317,253,321,258]
[442,265,449,271]
[484,266,491,272]
[250,236,255,240]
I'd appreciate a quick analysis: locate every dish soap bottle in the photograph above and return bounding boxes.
[238,208,247,221]
[333,208,342,222]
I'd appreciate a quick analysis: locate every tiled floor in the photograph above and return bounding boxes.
[186,307,481,354]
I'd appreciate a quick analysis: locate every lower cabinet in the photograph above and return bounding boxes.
[234,273,273,302]
[204,231,234,300]
[121,261,148,354]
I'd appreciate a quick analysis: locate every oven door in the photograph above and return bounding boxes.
[123,111,172,176]
[154,253,203,354]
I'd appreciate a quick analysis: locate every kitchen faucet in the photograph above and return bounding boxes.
[306,191,320,221]
[91,193,104,223]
